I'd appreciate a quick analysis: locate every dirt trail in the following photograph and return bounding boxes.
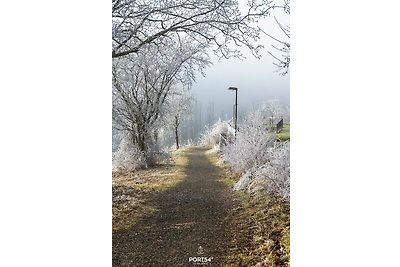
[113,146,234,267]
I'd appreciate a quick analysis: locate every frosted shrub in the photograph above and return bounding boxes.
[248,142,290,200]
[221,107,290,200]
[200,119,232,146]
[233,170,255,191]
[222,110,276,172]
[233,142,290,200]
[112,134,147,171]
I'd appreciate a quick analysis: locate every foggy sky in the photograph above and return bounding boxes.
[192,52,290,119]
[191,2,290,121]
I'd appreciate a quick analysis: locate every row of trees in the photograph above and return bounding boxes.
[112,0,290,169]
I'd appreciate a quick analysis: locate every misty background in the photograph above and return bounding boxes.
[176,7,290,145]
[112,1,290,151]
[175,51,290,146]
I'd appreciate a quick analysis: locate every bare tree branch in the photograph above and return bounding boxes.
[112,0,280,59]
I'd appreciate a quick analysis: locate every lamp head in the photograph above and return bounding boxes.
[228,87,238,91]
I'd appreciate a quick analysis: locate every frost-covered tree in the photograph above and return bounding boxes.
[164,90,193,149]
[262,99,286,126]
[112,0,282,59]
[112,39,210,164]
[263,0,290,75]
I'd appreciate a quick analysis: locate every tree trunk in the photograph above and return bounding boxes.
[137,133,146,152]
[174,116,179,150]
[136,123,147,153]
[175,126,179,149]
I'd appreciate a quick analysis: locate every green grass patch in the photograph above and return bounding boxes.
[277,124,290,141]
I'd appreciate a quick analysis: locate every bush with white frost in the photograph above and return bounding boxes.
[242,142,290,200]
[222,107,290,200]
[200,119,233,146]
[112,132,147,171]
[222,109,276,173]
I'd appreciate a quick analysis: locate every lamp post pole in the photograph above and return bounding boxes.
[228,87,238,137]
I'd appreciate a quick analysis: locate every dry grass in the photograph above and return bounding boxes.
[206,147,290,267]
[223,192,290,267]
[205,148,239,188]
[112,148,188,231]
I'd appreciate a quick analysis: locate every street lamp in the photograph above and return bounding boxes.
[228,86,238,137]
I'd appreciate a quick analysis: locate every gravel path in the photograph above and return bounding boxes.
[113,146,234,267]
